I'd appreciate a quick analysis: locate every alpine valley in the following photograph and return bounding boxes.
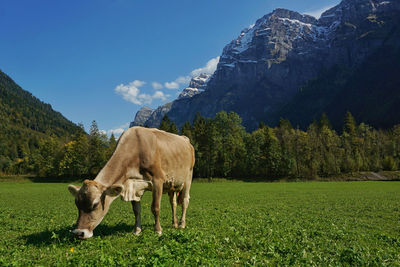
[131,0,400,130]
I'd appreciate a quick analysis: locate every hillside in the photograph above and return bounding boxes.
[0,69,82,170]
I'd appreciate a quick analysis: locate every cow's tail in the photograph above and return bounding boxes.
[177,191,184,205]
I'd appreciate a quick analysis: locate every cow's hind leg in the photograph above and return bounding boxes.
[151,179,163,235]
[169,191,178,228]
[179,180,192,229]
[131,201,142,235]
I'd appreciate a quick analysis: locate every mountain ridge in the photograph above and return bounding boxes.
[132,0,400,130]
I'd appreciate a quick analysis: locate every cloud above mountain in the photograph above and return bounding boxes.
[191,56,220,77]
[115,56,220,104]
[115,80,169,105]
[163,56,220,90]
[164,81,180,89]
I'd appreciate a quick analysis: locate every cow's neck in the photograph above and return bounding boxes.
[94,159,126,187]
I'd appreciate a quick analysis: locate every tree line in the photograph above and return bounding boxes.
[160,111,400,179]
[0,121,116,177]
[1,111,399,179]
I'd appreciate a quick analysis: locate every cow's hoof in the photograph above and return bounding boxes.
[179,222,186,229]
[133,227,142,236]
[154,225,162,235]
[172,223,179,229]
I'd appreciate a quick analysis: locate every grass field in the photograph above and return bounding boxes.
[0,181,399,266]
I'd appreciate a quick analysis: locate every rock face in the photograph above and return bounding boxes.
[130,106,154,127]
[133,0,400,130]
[178,73,210,99]
[143,102,173,128]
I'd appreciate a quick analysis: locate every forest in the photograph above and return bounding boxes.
[1,111,399,179]
[0,69,83,175]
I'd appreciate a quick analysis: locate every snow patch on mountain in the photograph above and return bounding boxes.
[178,73,211,99]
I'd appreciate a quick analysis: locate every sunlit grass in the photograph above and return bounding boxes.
[0,181,399,265]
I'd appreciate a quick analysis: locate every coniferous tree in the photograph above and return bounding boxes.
[180,121,193,142]
[159,115,179,134]
[159,115,172,132]
[88,120,106,176]
[319,113,332,130]
[108,134,117,155]
[344,111,357,135]
[169,121,179,134]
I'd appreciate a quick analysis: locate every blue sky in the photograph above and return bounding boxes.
[0,0,339,135]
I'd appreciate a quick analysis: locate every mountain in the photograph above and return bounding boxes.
[130,74,211,127]
[129,106,154,127]
[0,69,82,163]
[178,73,211,99]
[133,0,400,130]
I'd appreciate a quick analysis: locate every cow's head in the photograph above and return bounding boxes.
[68,180,123,239]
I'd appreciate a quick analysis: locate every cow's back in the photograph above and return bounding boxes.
[118,127,194,191]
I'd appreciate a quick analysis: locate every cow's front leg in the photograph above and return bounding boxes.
[131,200,142,235]
[151,180,163,235]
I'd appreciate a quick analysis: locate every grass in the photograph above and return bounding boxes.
[0,181,399,266]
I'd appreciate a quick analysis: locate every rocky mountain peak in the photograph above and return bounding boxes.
[129,106,153,127]
[189,73,210,88]
[271,8,317,24]
[319,0,400,25]
[130,73,212,128]
[216,5,332,87]
[178,73,211,99]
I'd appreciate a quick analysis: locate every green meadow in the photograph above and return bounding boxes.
[0,181,399,266]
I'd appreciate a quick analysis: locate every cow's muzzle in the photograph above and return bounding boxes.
[72,229,93,239]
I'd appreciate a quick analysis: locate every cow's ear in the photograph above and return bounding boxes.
[104,185,124,197]
[68,185,80,197]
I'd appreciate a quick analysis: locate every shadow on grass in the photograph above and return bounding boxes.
[22,223,134,246]
[27,176,85,183]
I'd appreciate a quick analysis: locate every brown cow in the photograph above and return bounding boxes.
[67,127,195,239]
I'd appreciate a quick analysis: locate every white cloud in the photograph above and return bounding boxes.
[153,91,169,101]
[115,80,147,105]
[102,122,130,137]
[191,56,220,77]
[109,128,125,135]
[116,56,221,102]
[175,76,191,84]
[164,76,191,90]
[115,80,170,105]
[164,81,180,89]
[304,4,337,19]
[163,56,220,90]
[152,82,163,90]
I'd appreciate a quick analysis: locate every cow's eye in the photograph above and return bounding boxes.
[93,202,99,209]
